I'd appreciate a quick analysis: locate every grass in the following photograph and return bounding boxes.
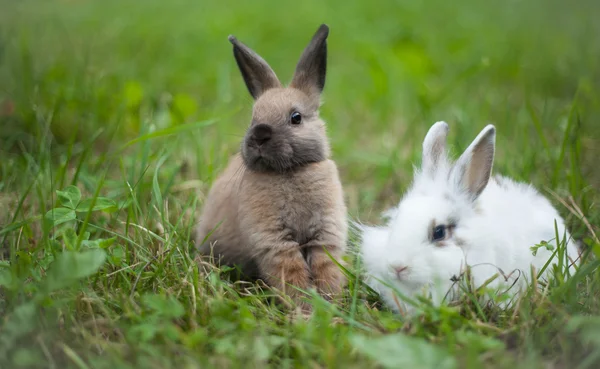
[1,0,599,367]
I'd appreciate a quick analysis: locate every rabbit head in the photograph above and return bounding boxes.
[362,121,497,309]
[229,24,331,173]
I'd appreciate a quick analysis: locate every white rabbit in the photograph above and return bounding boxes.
[360,121,581,314]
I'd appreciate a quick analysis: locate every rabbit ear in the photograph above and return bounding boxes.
[228,35,282,99]
[451,125,496,201]
[422,121,450,175]
[290,24,329,99]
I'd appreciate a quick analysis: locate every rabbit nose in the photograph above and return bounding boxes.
[393,265,408,279]
[251,124,272,146]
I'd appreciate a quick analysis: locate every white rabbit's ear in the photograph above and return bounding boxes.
[290,24,329,100]
[451,125,496,201]
[422,121,450,175]
[229,35,282,99]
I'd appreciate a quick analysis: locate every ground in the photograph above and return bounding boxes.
[1,0,600,368]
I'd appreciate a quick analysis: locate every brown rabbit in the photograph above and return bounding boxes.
[196,24,347,306]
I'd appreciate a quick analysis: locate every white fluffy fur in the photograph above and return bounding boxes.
[360,121,580,314]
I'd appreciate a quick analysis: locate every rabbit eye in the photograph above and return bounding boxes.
[432,225,446,241]
[290,111,302,125]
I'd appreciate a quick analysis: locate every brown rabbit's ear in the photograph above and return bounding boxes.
[290,24,329,99]
[228,35,282,99]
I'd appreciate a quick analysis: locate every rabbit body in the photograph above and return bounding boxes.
[198,153,347,294]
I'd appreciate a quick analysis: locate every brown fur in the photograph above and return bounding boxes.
[196,24,347,306]
[197,155,347,300]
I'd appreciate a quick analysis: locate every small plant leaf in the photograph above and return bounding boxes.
[61,228,78,251]
[254,336,286,362]
[455,331,505,353]
[128,322,160,342]
[76,198,117,213]
[44,208,76,229]
[0,302,37,356]
[142,294,185,319]
[56,186,81,209]
[82,237,117,250]
[350,333,457,369]
[98,237,117,249]
[0,268,13,289]
[108,244,125,265]
[44,249,106,292]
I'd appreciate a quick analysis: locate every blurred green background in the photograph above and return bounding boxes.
[2,0,598,217]
[1,0,600,368]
